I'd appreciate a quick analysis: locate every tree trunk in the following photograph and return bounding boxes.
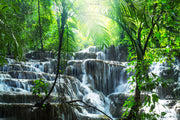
[37,0,67,107]
[38,0,43,51]
[127,60,142,120]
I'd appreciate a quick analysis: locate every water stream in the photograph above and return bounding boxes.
[0,46,179,120]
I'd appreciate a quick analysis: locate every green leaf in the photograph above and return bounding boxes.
[161,112,167,116]
[152,94,159,103]
[150,104,155,112]
[38,94,41,98]
[166,48,169,53]
[151,73,157,78]
[68,22,77,29]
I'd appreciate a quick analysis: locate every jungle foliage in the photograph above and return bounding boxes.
[103,0,180,119]
[0,0,179,119]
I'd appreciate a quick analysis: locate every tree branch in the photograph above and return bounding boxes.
[137,23,143,51]
[117,21,137,48]
[66,100,113,120]
[143,10,164,55]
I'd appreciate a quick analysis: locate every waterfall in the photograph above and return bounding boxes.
[0,46,179,120]
[115,67,130,93]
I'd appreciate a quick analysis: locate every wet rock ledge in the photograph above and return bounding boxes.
[0,103,108,120]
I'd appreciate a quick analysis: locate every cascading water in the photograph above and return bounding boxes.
[65,46,131,118]
[68,46,180,120]
[114,67,130,93]
[147,58,180,120]
[0,46,179,120]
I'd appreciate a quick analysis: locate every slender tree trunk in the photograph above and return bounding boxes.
[66,25,68,66]
[38,0,43,51]
[37,0,67,107]
[127,59,143,120]
[127,74,140,119]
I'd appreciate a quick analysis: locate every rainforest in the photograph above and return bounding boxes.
[0,0,180,120]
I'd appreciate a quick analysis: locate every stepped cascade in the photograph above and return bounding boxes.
[0,46,179,120]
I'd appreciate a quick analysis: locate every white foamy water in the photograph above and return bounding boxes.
[142,99,178,120]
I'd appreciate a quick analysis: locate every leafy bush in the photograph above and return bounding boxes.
[32,79,49,98]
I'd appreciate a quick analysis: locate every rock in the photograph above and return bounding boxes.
[83,59,127,95]
[8,71,43,79]
[175,101,180,119]
[1,64,40,73]
[74,45,129,61]
[1,78,33,91]
[0,91,57,103]
[0,103,108,120]
[25,51,55,61]
[66,60,83,80]
[0,73,12,79]
[104,45,128,62]
[105,45,117,61]
[46,60,57,74]
[79,46,99,53]
[108,93,148,118]
[108,93,131,118]
[164,100,177,108]
[74,52,97,60]
[157,62,180,99]
[41,73,55,81]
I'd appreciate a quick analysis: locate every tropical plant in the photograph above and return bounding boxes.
[102,0,180,119]
[0,0,24,64]
[32,78,49,98]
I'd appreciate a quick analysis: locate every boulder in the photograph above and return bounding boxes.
[108,93,131,118]
[104,45,128,62]
[74,52,97,60]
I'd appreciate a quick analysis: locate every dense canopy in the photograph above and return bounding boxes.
[0,0,179,119]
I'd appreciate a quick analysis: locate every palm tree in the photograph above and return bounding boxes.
[102,0,180,119]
